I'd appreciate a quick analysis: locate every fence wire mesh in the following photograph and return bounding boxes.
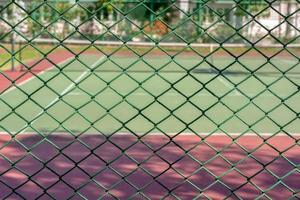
[0,0,300,199]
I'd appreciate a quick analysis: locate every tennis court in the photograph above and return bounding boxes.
[2,48,300,134]
[1,45,300,199]
[1,0,300,198]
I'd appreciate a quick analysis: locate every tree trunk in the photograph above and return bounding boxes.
[285,1,292,41]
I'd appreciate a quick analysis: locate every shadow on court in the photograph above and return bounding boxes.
[0,134,299,199]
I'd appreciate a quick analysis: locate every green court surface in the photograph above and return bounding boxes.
[1,54,300,135]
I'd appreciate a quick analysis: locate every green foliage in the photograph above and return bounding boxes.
[235,0,267,16]
[145,0,176,23]
[80,0,113,20]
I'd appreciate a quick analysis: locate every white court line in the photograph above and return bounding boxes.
[66,92,223,97]
[65,92,279,97]
[1,131,300,137]
[110,132,300,137]
[217,76,242,96]
[1,57,75,96]
[208,48,241,96]
[17,56,106,135]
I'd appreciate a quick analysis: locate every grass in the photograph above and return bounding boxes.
[0,43,45,71]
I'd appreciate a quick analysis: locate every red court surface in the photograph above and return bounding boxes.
[0,51,74,93]
[0,133,299,199]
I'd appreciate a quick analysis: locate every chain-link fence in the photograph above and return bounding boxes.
[0,0,300,199]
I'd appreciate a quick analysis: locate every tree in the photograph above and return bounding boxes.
[53,2,78,39]
[77,0,113,40]
[284,0,297,42]
[232,0,268,41]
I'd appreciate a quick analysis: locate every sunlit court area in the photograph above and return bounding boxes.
[1,0,300,199]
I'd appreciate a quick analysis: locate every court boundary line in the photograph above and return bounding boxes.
[65,91,284,97]
[216,76,242,96]
[1,57,75,95]
[1,132,299,137]
[17,56,106,135]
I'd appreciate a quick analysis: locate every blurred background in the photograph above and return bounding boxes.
[0,0,299,44]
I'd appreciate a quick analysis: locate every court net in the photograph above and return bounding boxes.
[6,38,300,78]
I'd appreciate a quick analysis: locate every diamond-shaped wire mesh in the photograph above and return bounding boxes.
[0,0,300,199]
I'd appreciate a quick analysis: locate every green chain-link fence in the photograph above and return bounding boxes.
[0,0,300,199]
